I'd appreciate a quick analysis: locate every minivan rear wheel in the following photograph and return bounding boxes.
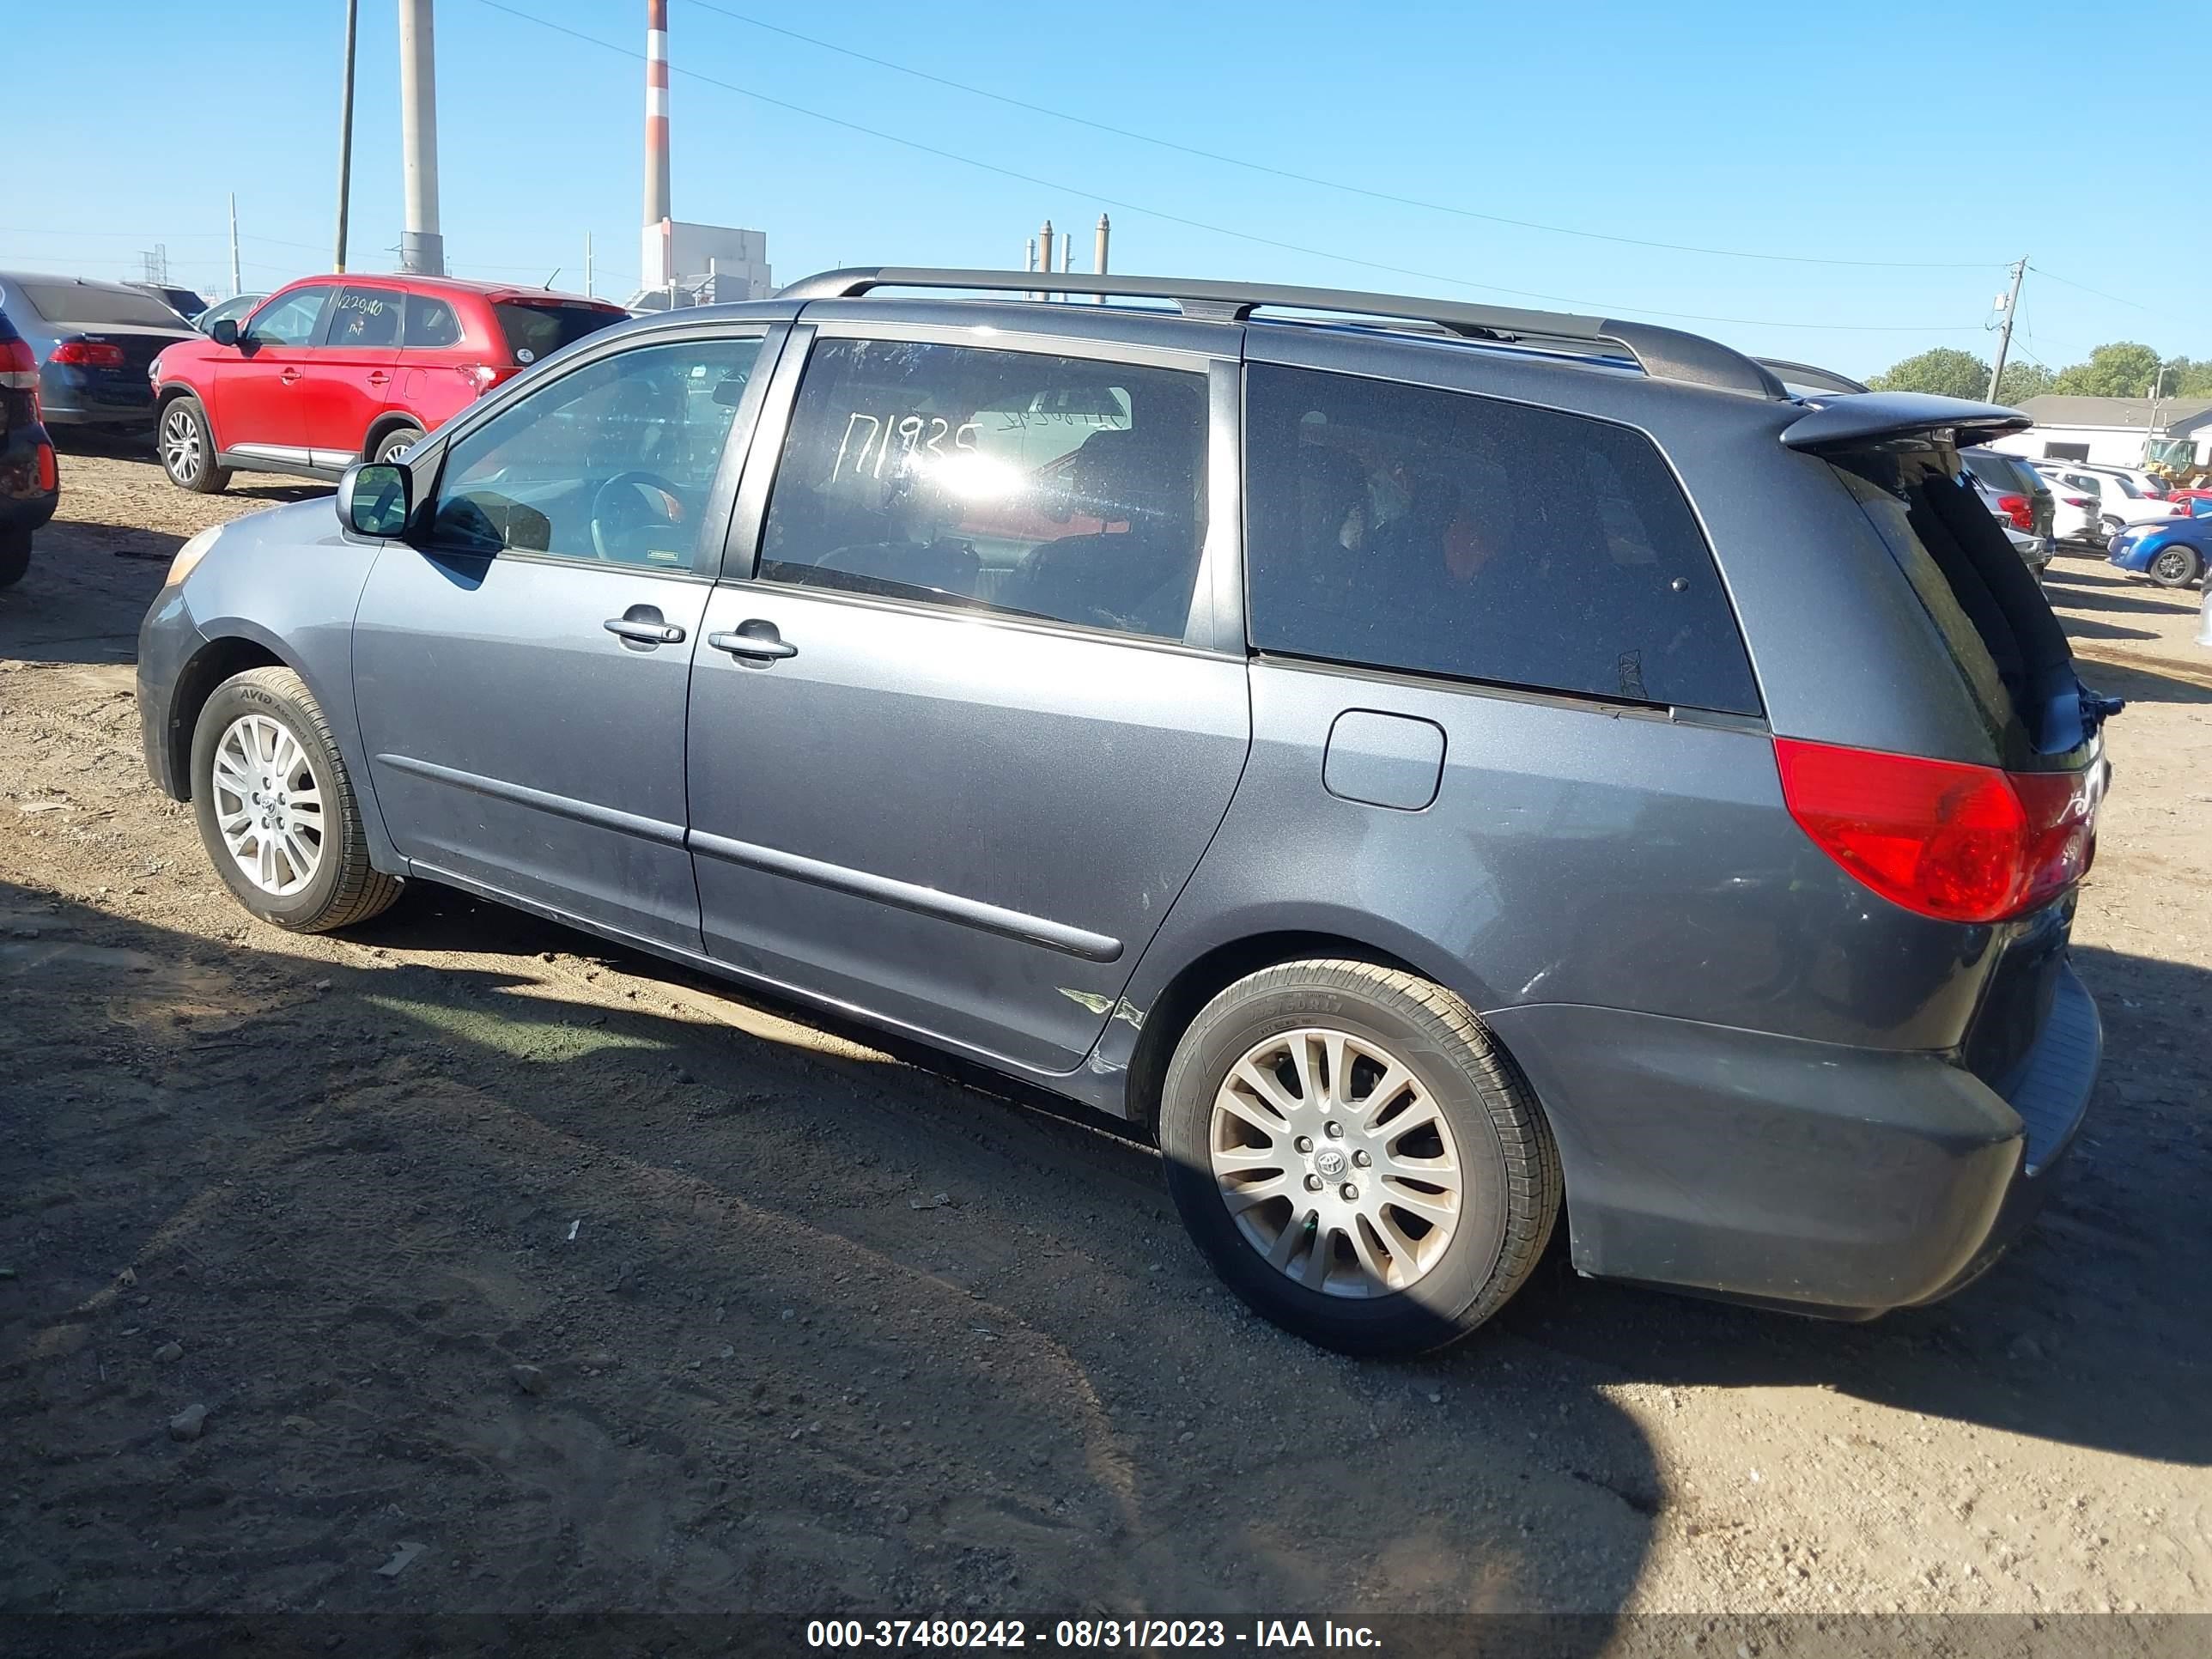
[190,666,403,933]
[1158,959,1560,1355]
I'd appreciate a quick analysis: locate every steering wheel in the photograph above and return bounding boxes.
[590,470,687,563]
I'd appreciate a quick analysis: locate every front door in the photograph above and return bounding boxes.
[210,283,337,466]
[311,284,406,465]
[352,327,772,948]
[685,332,1251,1073]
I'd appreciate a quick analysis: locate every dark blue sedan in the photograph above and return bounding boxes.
[2108,513,2211,588]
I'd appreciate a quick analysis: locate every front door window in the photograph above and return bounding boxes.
[428,336,763,568]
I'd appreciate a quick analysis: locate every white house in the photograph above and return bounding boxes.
[1986,395,2212,471]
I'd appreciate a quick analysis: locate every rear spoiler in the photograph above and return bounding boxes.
[1782,391,2032,453]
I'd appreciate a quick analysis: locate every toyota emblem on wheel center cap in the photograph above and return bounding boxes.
[1314,1146,1349,1180]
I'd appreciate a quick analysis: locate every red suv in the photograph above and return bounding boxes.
[148,274,626,495]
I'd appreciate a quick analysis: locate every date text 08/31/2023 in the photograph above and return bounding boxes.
[805,1620,1382,1650]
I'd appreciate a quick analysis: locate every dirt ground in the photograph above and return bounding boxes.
[3,451,2209,1637]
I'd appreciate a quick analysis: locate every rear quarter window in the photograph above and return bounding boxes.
[1243,363,1760,715]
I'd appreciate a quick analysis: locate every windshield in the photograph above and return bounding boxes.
[494,301,623,366]
[17,282,188,327]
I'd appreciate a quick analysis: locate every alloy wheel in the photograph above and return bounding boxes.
[161,405,203,486]
[2151,548,2194,585]
[1209,1027,1463,1297]
[210,714,324,896]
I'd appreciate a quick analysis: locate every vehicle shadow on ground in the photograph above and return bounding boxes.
[0,882,1654,1627]
[2045,579,2195,617]
[349,881,2212,1474]
[2067,656,2212,708]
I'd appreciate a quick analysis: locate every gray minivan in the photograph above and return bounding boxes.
[137,269,2111,1353]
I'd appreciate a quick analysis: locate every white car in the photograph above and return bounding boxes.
[2034,462,2184,539]
[2030,468,2108,544]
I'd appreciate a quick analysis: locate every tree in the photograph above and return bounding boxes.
[2161,356,2212,398]
[1994,362,2055,405]
[2051,342,2163,398]
[1868,348,1991,399]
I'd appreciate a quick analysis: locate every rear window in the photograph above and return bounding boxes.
[1244,363,1760,715]
[15,283,185,327]
[1964,453,2033,495]
[494,301,623,366]
[1831,444,2080,757]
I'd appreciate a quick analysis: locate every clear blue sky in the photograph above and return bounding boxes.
[9,0,2204,379]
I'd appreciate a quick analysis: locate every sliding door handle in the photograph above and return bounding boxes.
[708,623,798,661]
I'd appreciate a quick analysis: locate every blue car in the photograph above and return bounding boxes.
[2108,514,2210,588]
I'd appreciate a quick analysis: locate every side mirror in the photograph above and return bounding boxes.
[210,318,240,348]
[338,461,412,538]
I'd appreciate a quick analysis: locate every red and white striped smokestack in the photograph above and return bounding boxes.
[641,0,672,290]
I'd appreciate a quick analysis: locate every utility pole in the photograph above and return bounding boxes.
[335,0,358,272]
[228,194,241,297]
[585,232,594,298]
[398,0,446,276]
[1986,257,2027,404]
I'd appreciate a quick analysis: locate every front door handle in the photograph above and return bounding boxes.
[604,615,685,645]
[708,622,798,661]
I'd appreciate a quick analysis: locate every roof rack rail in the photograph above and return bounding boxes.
[776,267,1786,400]
[1756,358,1871,396]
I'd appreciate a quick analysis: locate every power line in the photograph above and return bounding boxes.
[679,0,1999,275]
[469,0,1981,336]
[2028,265,2192,333]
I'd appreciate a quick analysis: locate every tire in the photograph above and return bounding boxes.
[157,395,230,495]
[2148,544,2202,589]
[0,529,28,589]
[370,425,422,465]
[2100,514,2124,541]
[190,665,402,933]
[1158,958,1561,1355]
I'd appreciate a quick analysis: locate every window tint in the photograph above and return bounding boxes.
[328,286,402,349]
[1244,364,1759,714]
[757,338,1208,641]
[428,335,763,569]
[16,282,186,327]
[1832,443,2075,755]
[246,286,335,347]
[494,300,623,365]
[404,293,462,349]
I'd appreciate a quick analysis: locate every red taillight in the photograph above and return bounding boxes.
[0,336,35,390]
[1996,492,2034,532]
[1775,738,2099,925]
[2063,495,2094,509]
[35,441,57,493]
[463,363,516,396]
[51,339,125,368]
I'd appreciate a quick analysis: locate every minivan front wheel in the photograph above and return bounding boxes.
[1158,959,1559,1355]
[190,666,402,932]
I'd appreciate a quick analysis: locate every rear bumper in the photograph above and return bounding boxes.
[1486,964,2100,1317]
